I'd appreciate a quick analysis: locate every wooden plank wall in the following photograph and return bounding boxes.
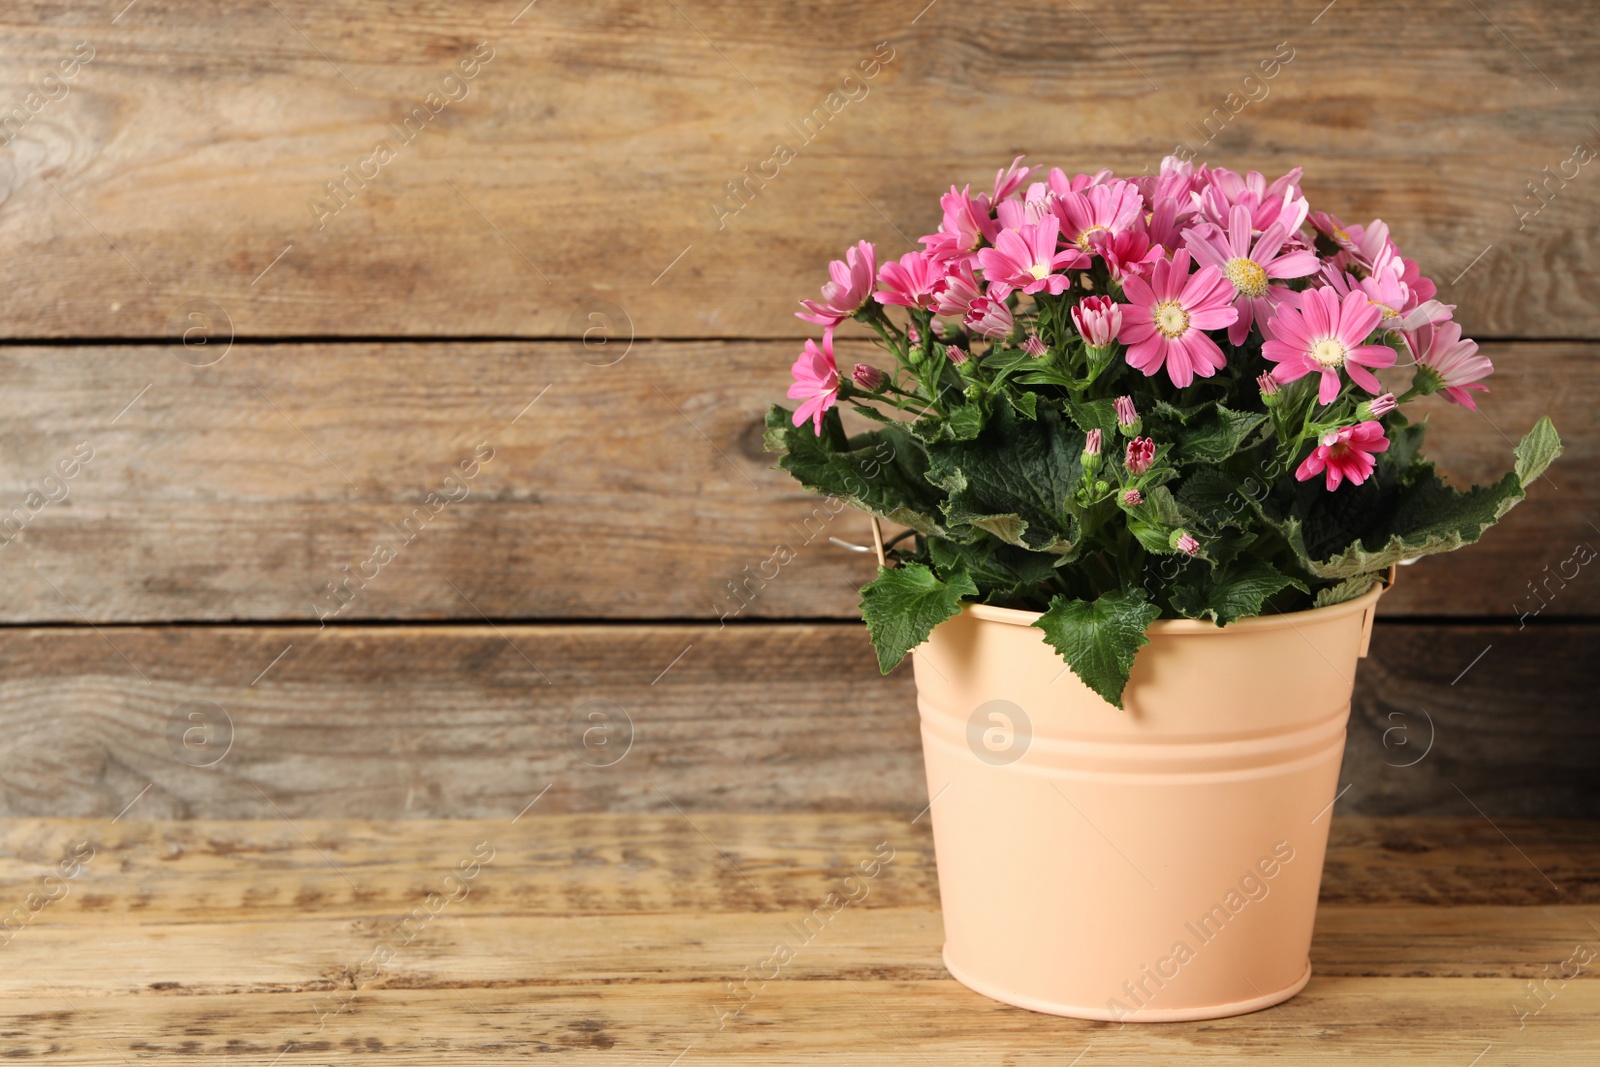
[0,1,1594,818]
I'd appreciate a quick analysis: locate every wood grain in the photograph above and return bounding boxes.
[0,2,1594,339]
[0,622,1591,820]
[0,340,1589,623]
[0,816,1595,1062]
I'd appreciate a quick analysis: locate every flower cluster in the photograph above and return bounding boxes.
[769,157,1559,706]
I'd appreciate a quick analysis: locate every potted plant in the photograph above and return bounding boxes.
[766,157,1560,1021]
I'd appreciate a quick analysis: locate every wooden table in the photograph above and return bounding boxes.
[2,815,1596,1062]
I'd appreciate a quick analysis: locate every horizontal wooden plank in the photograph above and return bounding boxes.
[0,2,1595,339]
[0,817,1596,1062]
[0,622,1593,820]
[0,340,1589,622]
[2,980,1596,1063]
[0,816,1592,924]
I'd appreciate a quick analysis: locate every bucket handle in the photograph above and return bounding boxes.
[1357,563,1399,659]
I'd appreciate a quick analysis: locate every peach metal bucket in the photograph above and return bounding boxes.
[912,579,1386,1021]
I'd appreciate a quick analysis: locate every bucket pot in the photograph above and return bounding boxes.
[912,579,1387,1022]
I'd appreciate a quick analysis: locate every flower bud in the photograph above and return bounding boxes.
[945,344,970,366]
[907,324,921,346]
[1359,392,1398,419]
[1257,372,1281,405]
[1022,333,1048,359]
[1071,295,1121,348]
[1122,489,1143,507]
[851,363,886,391]
[1081,428,1103,474]
[1114,395,1141,436]
[1124,436,1156,475]
[1171,530,1200,556]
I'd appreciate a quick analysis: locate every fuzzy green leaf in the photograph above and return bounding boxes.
[1169,559,1308,625]
[1178,405,1268,465]
[929,537,1061,604]
[1032,588,1161,709]
[767,406,950,538]
[926,405,1082,552]
[1303,417,1563,578]
[858,562,978,673]
[1313,573,1382,608]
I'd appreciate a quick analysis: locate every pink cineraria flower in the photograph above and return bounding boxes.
[1116,249,1239,387]
[1046,167,1114,197]
[1262,287,1396,405]
[1085,428,1103,456]
[1122,489,1143,506]
[976,216,1086,297]
[1114,395,1137,428]
[788,334,839,435]
[1257,372,1279,397]
[930,261,985,318]
[797,241,876,328]
[875,250,945,310]
[920,185,993,263]
[964,294,1015,340]
[1194,167,1307,235]
[1295,422,1390,491]
[1053,179,1145,252]
[992,155,1033,201]
[945,344,970,366]
[1184,205,1319,344]
[1406,321,1494,410]
[1100,229,1164,282]
[1320,250,1452,334]
[1174,532,1201,556]
[1308,210,1361,255]
[1125,436,1156,475]
[1022,333,1048,358]
[1071,295,1121,348]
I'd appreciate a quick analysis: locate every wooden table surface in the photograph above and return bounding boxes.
[2,814,1596,1063]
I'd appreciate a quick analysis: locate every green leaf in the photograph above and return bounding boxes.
[1313,573,1382,608]
[929,537,1060,604]
[1169,559,1308,625]
[1064,398,1119,438]
[858,562,978,673]
[767,406,950,538]
[1515,415,1562,483]
[1302,417,1563,578]
[1177,405,1267,465]
[1032,588,1161,709]
[1009,390,1039,420]
[1120,485,1192,554]
[925,405,1082,553]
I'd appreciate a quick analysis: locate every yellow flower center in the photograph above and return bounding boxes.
[1334,226,1351,244]
[1075,224,1108,251]
[1028,262,1050,280]
[1310,338,1348,367]
[1368,299,1399,320]
[1224,257,1269,298]
[1154,300,1190,339]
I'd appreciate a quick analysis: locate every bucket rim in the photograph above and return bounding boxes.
[962,576,1387,634]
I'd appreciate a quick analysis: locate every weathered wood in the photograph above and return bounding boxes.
[0,341,1589,623]
[0,816,1596,1062]
[0,2,1594,339]
[0,622,1592,820]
